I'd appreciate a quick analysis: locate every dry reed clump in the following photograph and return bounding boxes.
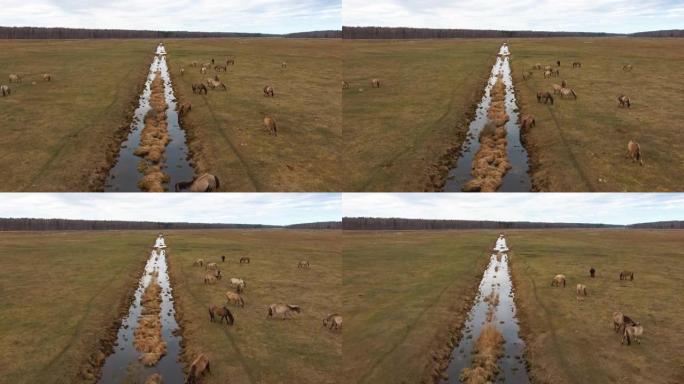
[459,324,505,384]
[462,77,511,192]
[144,373,163,384]
[134,273,167,366]
[135,72,170,191]
[484,291,500,322]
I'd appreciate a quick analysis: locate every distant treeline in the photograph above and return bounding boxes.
[342,217,624,230]
[286,221,342,229]
[627,221,684,229]
[0,26,340,39]
[0,218,280,231]
[630,30,684,38]
[343,26,620,39]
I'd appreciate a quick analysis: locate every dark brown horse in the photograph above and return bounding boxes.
[537,91,554,105]
[590,267,595,278]
[226,59,235,66]
[221,255,225,262]
[208,305,235,325]
[178,102,192,117]
[185,354,210,384]
[618,95,631,108]
[620,271,634,281]
[192,83,208,95]
[572,62,581,68]
[239,256,250,264]
[263,85,275,97]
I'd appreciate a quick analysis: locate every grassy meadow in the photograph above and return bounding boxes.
[342,39,501,191]
[0,230,154,384]
[166,38,342,191]
[509,38,684,191]
[342,230,494,383]
[0,39,152,191]
[508,229,684,384]
[166,229,342,384]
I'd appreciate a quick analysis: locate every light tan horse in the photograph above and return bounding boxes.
[225,291,245,307]
[0,85,10,97]
[204,273,217,284]
[551,274,566,287]
[298,260,310,268]
[267,303,301,319]
[560,88,577,99]
[623,64,633,71]
[42,73,52,82]
[576,284,587,296]
[281,61,287,69]
[342,81,350,89]
[323,313,342,330]
[552,84,562,94]
[622,323,643,345]
[263,116,277,136]
[371,79,381,88]
[206,262,218,270]
[8,74,21,83]
[193,258,204,267]
[175,173,220,192]
[626,141,644,166]
[185,353,210,384]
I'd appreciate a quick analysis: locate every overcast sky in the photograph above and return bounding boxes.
[343,193,684,225]
[0,0,341,34]
[0,194,341,226]
[343,0,684,33]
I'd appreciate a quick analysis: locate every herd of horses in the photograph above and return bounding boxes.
[524,58,644,166]
[180,55,281,137]
[1,73,52,97]
[186,253,341,383]
[550,268,642,346]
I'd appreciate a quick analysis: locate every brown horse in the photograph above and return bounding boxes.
[576,284,587,296]
[185,354,210,384]
[263,116,277,136]
[175,173,220,192]
[180,68,185,76]
[267,304,301,319]
[42,73,52,82]
[8,74,21,83]
[556,60,561,67]
[626,140,644,166]
[613,311,637,333]
[323,313,342,330]
[617,95,631,108]
[620,271,634,280]
[551,274,566,287]
[298,260,311,268]
[178,102,192,117]
[208,305,234,325]
[537,91,554,105]
[572,62,581,68]
[560,88,577,99]
[1,85,10,97]
[522,71,533,80]
[552,84,562,94]
[281,62,287,69]
[623,64,633,71]
[239,256,250,264]
[215,65,227,72]
[192,83,208,95]
[342,81,350,89]
[371,79,381,88]
[226,59,235,66]
[520,115,535,130]
[590,267,595,277]
[622,323,644,345]
[225,291,245,307]
[263,85,275,97]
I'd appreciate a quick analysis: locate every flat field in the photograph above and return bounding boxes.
[509,38,684,191]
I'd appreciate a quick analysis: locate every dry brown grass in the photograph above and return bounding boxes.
[459,324,505,384]
[134,274,167,366]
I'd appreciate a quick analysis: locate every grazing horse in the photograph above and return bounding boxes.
[281,62,287,69]
[192,83,208,95]
[551,274,566,287]
[225,291,245,307]
[613,311,637,333]
[178,102,192,117]
[556,60,561,66]
[298,260,310,268]
[622,323,644,345]
[1,85,10,97]
[534,63,542,70]
[626,140,644,166]
[8,74,21,83]
[208,305,234,325]
[590,267,595,278]
[544,65,552,72]
[522,71,533,80]
[572,62,581,68]
[544,70,552,79]
[267,304,301,319]
[221,255,225,263]
[185,354,210,384]
[576,284,587,296]
[180,68,185,76]
[204,273,217,284]
[200,67,207,74]
[263,85,275,97]
[342,81,350,89]
[239,256,250,264]
[215,65,227,72]
[263,116,277,136]
[206,262,219,270]
[537,91,554,105]
[623,64,633,71]
[175,173,220,192]
[230,278,246,293]
[560,88,577,99]
[206,78,227,91]
[193,258,204,267]
[323,313,343,330]
[211,58,215,65]
[226,59,235,66]
[561,79,567,88]
[42,73,52,82]
[191,61,198,67]
[617,95,631,108]
[619,271,634,281]
[371,79,381,88]
[520,115,535,130]
[552,84,562,94]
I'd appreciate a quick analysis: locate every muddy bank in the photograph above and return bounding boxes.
[462,76,511,192]
[423,255,490,383]
[423,57,497,192]
[77,257,148,382]
[168,71,208,177]
[87,55,154,191]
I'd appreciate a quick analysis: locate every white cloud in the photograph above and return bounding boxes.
[0,0,341,34]
[0,193,342,225]
[342,193,684,225]
[343,0,684,33]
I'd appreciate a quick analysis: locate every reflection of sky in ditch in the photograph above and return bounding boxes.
[440,237,529,384]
